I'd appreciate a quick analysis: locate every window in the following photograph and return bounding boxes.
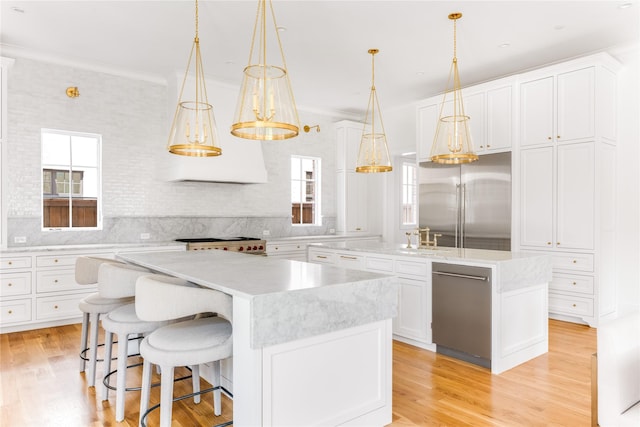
[41,129,101,229]
[401,162,417,226]
[291,155,321,225]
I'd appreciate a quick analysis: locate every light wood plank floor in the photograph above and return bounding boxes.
[0,319,595,426]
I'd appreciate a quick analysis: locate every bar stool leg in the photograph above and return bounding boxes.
[139,360,153,427]
[114,333,129,422]
[101,331,114,401]
[160,365,175,427]
[191,364,201,404]
[87,312,101,387]
[79,312,89,372]
[213,360,222,416]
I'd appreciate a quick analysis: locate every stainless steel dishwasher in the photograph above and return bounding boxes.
[432,262,492,368]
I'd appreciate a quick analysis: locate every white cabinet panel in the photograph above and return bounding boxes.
[0,299,32,324]
[486,85,513,151]
[393,277,430,343]
[1,272,32,296]
[465,92,485,151]
[520,76,554,147]
[557,67,595,143]
[520,147,554,248]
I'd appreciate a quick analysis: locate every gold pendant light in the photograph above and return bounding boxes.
[355,49,393,173]
[430,13,478,164]
[167,0,221,157]
[231,0,299,141]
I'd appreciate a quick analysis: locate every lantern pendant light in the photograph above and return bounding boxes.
[430,12,478,164]
[231,0,300,141]
[355,49,393,173]
[167,0,221,157]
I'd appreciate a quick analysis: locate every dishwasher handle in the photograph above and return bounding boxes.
[433,270,488,281]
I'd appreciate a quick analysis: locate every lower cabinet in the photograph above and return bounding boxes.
[0,244,185,333]
[308,247,432,349]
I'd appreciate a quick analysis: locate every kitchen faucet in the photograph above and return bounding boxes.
[416,227,442,248]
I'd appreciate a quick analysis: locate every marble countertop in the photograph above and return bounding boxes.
[266,233,381,243]
[118,250,398,348]
[1,241,186,253]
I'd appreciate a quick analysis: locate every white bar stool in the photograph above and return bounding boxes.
[98,262,164,422]
[76,256,132,387]
[135,274,233,427]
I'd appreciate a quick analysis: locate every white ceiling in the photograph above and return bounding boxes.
[1,1,639,117]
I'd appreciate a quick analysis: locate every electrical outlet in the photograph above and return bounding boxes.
[140,233,150,240]
[14,236,26,243]
[262,230,270,236]
[329,228,336,234]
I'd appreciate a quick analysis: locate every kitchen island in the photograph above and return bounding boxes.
[117,250,398,427]
[308,241,552,374]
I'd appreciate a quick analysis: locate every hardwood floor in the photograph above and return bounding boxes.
[0,320,595,426]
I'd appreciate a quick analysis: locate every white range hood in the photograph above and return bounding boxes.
[165,73,268,184]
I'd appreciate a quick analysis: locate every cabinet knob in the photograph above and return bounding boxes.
[572,304,577,307]
[8,261,12,265]
[355,227,362,231]
[8,310,12,314]
[54,259,59,263]
[557,242,561,246]
[547,242,552,245]
[557,135,561,139]
[54,279,58,283]
[572,260,577,264]
[480,145,484,149]
[8,283,12,287]
[486,144,491,148]
[54,305,59,309]
[572,282,577,285]
[547,137,552,140]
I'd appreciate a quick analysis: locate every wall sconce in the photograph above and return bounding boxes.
[66,87,80,98]
[303,125,320,133]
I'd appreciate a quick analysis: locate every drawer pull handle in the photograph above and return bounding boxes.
[340,256,358,260]
[317,255,328,259]
[557,242,561,245]
[547,242,551,245]
[355,228,362,231]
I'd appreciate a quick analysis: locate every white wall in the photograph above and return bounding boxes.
[3,58,343,245]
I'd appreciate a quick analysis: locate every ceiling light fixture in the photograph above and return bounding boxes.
[231,0,299,141]
[355,49,392,173]
[430,12,478,165]
[167,0,221,157]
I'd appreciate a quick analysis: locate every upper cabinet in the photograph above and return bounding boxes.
[417,76,515,163]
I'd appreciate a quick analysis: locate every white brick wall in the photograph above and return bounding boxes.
[6,58,339,224]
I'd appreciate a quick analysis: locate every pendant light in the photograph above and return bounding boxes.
[167,0,221,157]
[355,49,393,173]
[231,0,299,141]
[430,13,478,164]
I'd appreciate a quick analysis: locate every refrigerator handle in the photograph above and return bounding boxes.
[455,184,461,248]
[461,183,466,248]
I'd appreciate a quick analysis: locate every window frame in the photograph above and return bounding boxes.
[290,155,322,226]
[41,129,103,231]
[400,160,418,229]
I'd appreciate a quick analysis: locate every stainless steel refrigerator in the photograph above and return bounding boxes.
[418,152,511,251]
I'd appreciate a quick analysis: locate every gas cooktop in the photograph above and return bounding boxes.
[175,237,259,243]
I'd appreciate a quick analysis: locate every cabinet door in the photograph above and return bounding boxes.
[393,277,430,343]
[557,67,595,143]
[520,147,554,248]
[486,85,512,151]
[556,142,594,250]
[345,172,368,232]
[520,76,554,147]
[417,103,438,162]
[464,92,485,152]
[336,123,362,171]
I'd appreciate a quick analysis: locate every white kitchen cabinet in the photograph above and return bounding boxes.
[394,277,429,343]
[266,242,307,261]
[335,120,384,234]
[1,57,15,249]
[0,244,185,333]
[517,52,619,327]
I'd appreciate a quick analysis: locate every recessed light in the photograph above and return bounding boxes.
[416,71,425,76]
[276,26,287,32]
[224,60,234,65]
[554,25,565,31]
[619,2,633,9]
[498,42,511,48]
[11,6,25,13]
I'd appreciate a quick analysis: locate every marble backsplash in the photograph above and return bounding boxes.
[6,216,337,247]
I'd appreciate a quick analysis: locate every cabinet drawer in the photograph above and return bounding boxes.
[365,256,393,273]
[36,269,91,293]
[395,260,429,278]
[552,253,594,272]
[549,293,594,317]
[308,251,336,265]
[0,299,32,325]
[336,253,365,270]
[1,272,32,296]
[266,243,305,254]
[0,256,32,270]
[550,273,594,295]
[36,254,80,268]
[36,293,87,320]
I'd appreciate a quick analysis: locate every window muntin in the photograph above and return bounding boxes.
[291,155,321,225]
[401,162,417,226]
[41,130,101,230]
